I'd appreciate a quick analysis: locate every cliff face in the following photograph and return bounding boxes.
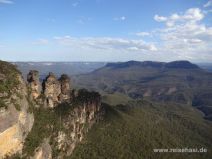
[0,61,34,158]
[26,89,102,159]
[53,94,102,158]
[43,72,62,108]
[25,70,103,158]
[0,61,104,159]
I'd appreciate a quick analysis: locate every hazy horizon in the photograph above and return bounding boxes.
[6,60,212,64]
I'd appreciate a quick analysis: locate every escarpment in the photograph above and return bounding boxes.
[0,61,34,158]
[0,61,104,159]
[24,71,104,158]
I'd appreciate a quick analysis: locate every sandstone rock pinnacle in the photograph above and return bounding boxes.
[59,74,71,102]
[27,71,72,108]
[43,72,61,108]
[27,70,41,99]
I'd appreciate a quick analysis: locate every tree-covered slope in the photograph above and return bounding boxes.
[74,60,212,120]
[70,100,212,159]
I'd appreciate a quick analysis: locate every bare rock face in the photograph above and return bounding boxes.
[59,74,71,102]
[0,62,104,159]
[32,139,52,159]
[27,89,103,159]
[27,70,41,99]
[0,70,34,158]
[27,71,72,108]
[43,72,61,108]
[53,92,103,158]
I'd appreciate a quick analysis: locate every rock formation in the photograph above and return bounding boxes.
[26,71,102,111]
[0,62,34,158]
[59,74,71,102]
[0,62,103,159]
[54,93,102,157]
[26,70,103,158]
[27,71,73,108]
[27,70,41,99]
[33,139,52,159]
[43,72,62,108]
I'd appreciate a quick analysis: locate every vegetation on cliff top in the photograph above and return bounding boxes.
[70,100,212,159]
[23,88,101,157]
[0,60,21,108]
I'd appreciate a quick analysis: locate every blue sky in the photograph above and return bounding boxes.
[0,0,211,62]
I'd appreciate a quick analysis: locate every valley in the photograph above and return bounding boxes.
[74,61,212,120]
[1,0,212,158]
[0,60,211,159]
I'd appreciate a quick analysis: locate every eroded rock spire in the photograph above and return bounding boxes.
[27,71,72,108]
[27,70,41,99]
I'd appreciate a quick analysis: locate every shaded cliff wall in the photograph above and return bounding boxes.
[0,61,34,158]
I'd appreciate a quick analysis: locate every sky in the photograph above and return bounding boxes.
[0,0,211,62]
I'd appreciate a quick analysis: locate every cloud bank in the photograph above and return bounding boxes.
[0,0,13,4]
[52,7,211,62]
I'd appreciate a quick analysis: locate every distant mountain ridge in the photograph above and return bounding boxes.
[74,60,212,120]
[1,60,211,159]
[105,60,200,69]
[13,62,106,79]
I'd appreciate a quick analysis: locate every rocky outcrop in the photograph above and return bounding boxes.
[0,62,34,158]
[33,139,52,159]
[59,74,71,102]
[0,63,103,159]
[27,70,41,99]
[0,107,34,158]
[27,72,72,108]
[26,71,103,158]
[43,72,62,108]
[53,93,102,158]
[28,89,103,159]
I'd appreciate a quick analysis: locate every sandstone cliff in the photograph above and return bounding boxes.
[0,61,104,159]
[0,61,34,158]
[27,70,41,100]
[26,70,103,158]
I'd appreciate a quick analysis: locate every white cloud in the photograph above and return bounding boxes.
[0,0,13,4]
[154,8,204,27]
[25,7,210,62]
[135,32,150,36]
[114,16,126,21]
[154,15,167,22]
[152,8,212,61]
[52,6,211,62]
[53,36,157,52]
[184,8,204,21]
[120,16,126,21]
[204,0,212,7]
